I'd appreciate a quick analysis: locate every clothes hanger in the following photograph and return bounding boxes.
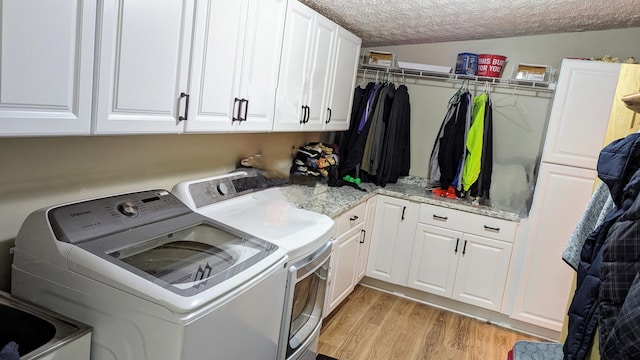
[449,80,468,105]
[492,86,532,131]
[359,69,368,87]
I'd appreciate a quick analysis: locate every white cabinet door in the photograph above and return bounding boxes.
[366,196,418,285]
[326,224,362,315]
[94,0,194,134]
[408,224,459,298]
[303,15,336,131]
[323,26,361,131]
[274,1,361,132]
[186,0,286,132]
[452,233,512,312]
[541,59,621,169]
[356,196,377,282]
[511,162,597,331]
[273,1,316,131]
[0,0,95,136]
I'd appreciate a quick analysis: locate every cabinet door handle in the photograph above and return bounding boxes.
[305,105,310,123]
[433,214,448,222]
[326,107,332,124]
[349,215,359,222]
[462,240,468,255]
[300,105,306,124]
[240,99,249,122]
[178,92,190,121]
[454,238,460,254]
[233,98,242,122]
[401,206,406,221]
[484,225,500,233]
[360,229,366,244]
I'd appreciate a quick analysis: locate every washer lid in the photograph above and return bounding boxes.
[198,188,335,261]
[73,218,282,299]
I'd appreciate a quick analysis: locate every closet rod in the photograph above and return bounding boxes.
[358,65,556,93]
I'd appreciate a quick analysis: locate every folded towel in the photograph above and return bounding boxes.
[0,341,20,360]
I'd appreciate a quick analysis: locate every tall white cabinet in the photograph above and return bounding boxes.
[509,59,621,331]
[0,0,96,136]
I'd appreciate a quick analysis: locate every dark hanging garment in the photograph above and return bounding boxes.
[437,91,471,189]
[338,82,382,181]
[378,84,411,186]
[470,97,493,199]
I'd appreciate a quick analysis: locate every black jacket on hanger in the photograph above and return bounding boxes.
[437,92,470,189]
[378,84,411,186]
[338,82,381,179]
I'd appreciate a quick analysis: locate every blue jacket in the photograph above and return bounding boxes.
[564,133,640,360]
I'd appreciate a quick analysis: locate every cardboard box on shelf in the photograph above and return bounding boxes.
[367,51,394,67]
[515,64,548,81]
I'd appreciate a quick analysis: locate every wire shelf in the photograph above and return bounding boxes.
[358,64,557,93]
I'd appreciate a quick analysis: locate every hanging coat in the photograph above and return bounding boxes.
[338,82,382,180]
[469,97,493,198]
[378,85,411,186]
[462,92,487,191]
[436,91,471,189]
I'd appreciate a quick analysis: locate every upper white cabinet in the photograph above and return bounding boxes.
[541,59,621,169]
[94,0,287,134]
[323,27,361,131]
[93,0,194,134]
[185,0,286,132]
[274,1,360,132]
[0,0,96,136]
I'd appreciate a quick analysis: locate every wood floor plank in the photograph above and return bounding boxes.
[367,297,417,359]
[320,285,548,360]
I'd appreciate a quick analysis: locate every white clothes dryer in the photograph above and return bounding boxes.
[172,171,335,360]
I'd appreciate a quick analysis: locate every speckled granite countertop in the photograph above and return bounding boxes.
[280,176,521,222]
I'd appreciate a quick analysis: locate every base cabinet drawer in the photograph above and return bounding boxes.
[418,203,517,242]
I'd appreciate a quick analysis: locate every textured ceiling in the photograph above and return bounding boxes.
[299,0,640,47]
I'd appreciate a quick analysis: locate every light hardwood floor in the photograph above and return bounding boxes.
[319,285,547,360]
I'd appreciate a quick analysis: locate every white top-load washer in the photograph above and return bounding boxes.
[11,189,288,360]
[172,170,335,360]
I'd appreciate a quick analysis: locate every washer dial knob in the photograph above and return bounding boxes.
[118,201,139,217]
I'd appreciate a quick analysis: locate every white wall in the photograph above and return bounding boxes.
[368,27,640,76]
[0,132,321,291]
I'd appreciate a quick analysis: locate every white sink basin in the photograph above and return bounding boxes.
[0,291,91,359]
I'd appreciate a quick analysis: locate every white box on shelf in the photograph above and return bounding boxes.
[397,61,451,74]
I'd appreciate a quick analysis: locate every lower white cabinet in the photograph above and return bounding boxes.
[325,197,376,317]
[366,195,418,285]
[408,224,513,312]
[325,201,366,316]
[325,222,363,315]
[356,196,377,282]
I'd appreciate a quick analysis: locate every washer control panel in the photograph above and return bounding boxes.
[48,190,191,244]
